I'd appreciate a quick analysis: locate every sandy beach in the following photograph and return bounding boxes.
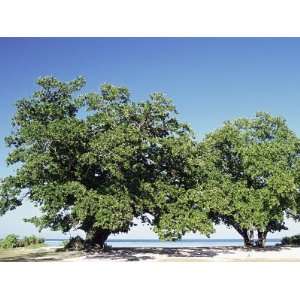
[69,246,300,262]
[1,245,300,262]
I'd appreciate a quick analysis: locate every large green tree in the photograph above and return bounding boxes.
[0,76,213,247]
[140,127,214,241]
[199,112,300,247]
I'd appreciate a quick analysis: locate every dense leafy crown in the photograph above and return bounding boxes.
[2,77,299,244]
[0,76,211,239]
[201,112,300,234]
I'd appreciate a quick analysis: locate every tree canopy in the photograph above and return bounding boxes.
[154,112,300,247]
[1,77,300,249]
[199,112,300,246]
[0,76,213,247]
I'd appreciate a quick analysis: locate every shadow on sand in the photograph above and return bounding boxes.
[79,245,284,262]
[0,245,286,262]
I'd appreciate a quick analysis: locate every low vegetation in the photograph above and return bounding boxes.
[63,235,112,251]
[0,234,44,249]
[281,235,300,246]
[63,236,85,251]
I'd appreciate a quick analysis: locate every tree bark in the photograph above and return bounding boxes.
[232,223,268,248]
[241,229,254,247]
[85,229,110,248]
[256,230,267,248]
[232,224,254,247]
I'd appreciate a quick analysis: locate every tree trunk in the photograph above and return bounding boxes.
[85,229,110,248]
[241,230,254,247]
[232,224,255,247]
[256,230,267,248]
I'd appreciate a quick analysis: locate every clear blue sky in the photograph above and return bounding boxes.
[0,38,300,239]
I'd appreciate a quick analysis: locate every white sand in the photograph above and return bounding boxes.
[2,245,300,262]
[63,246,300,262]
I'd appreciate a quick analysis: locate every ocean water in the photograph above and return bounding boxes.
[45,238,281,248]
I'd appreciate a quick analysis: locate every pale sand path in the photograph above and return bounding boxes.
[64,246,300,262]
[1,245,300,262]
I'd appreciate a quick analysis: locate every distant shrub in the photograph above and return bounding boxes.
[281,235,300,246]
[0,234,45,249]
[22,235,45,247]
[0,234,20,249]
[64,236,85,251]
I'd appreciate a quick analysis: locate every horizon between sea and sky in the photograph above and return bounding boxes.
[0,37,300,240]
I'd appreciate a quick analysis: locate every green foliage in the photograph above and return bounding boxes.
[151,185,214,240]
[3,76,299,248]
[0,234,19,249]
[281,234,300,246]
[22,235,44,247]
[199,112,300,246]
[0,76,204,247]
[0,234,44,249]
[64,236,85,251]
